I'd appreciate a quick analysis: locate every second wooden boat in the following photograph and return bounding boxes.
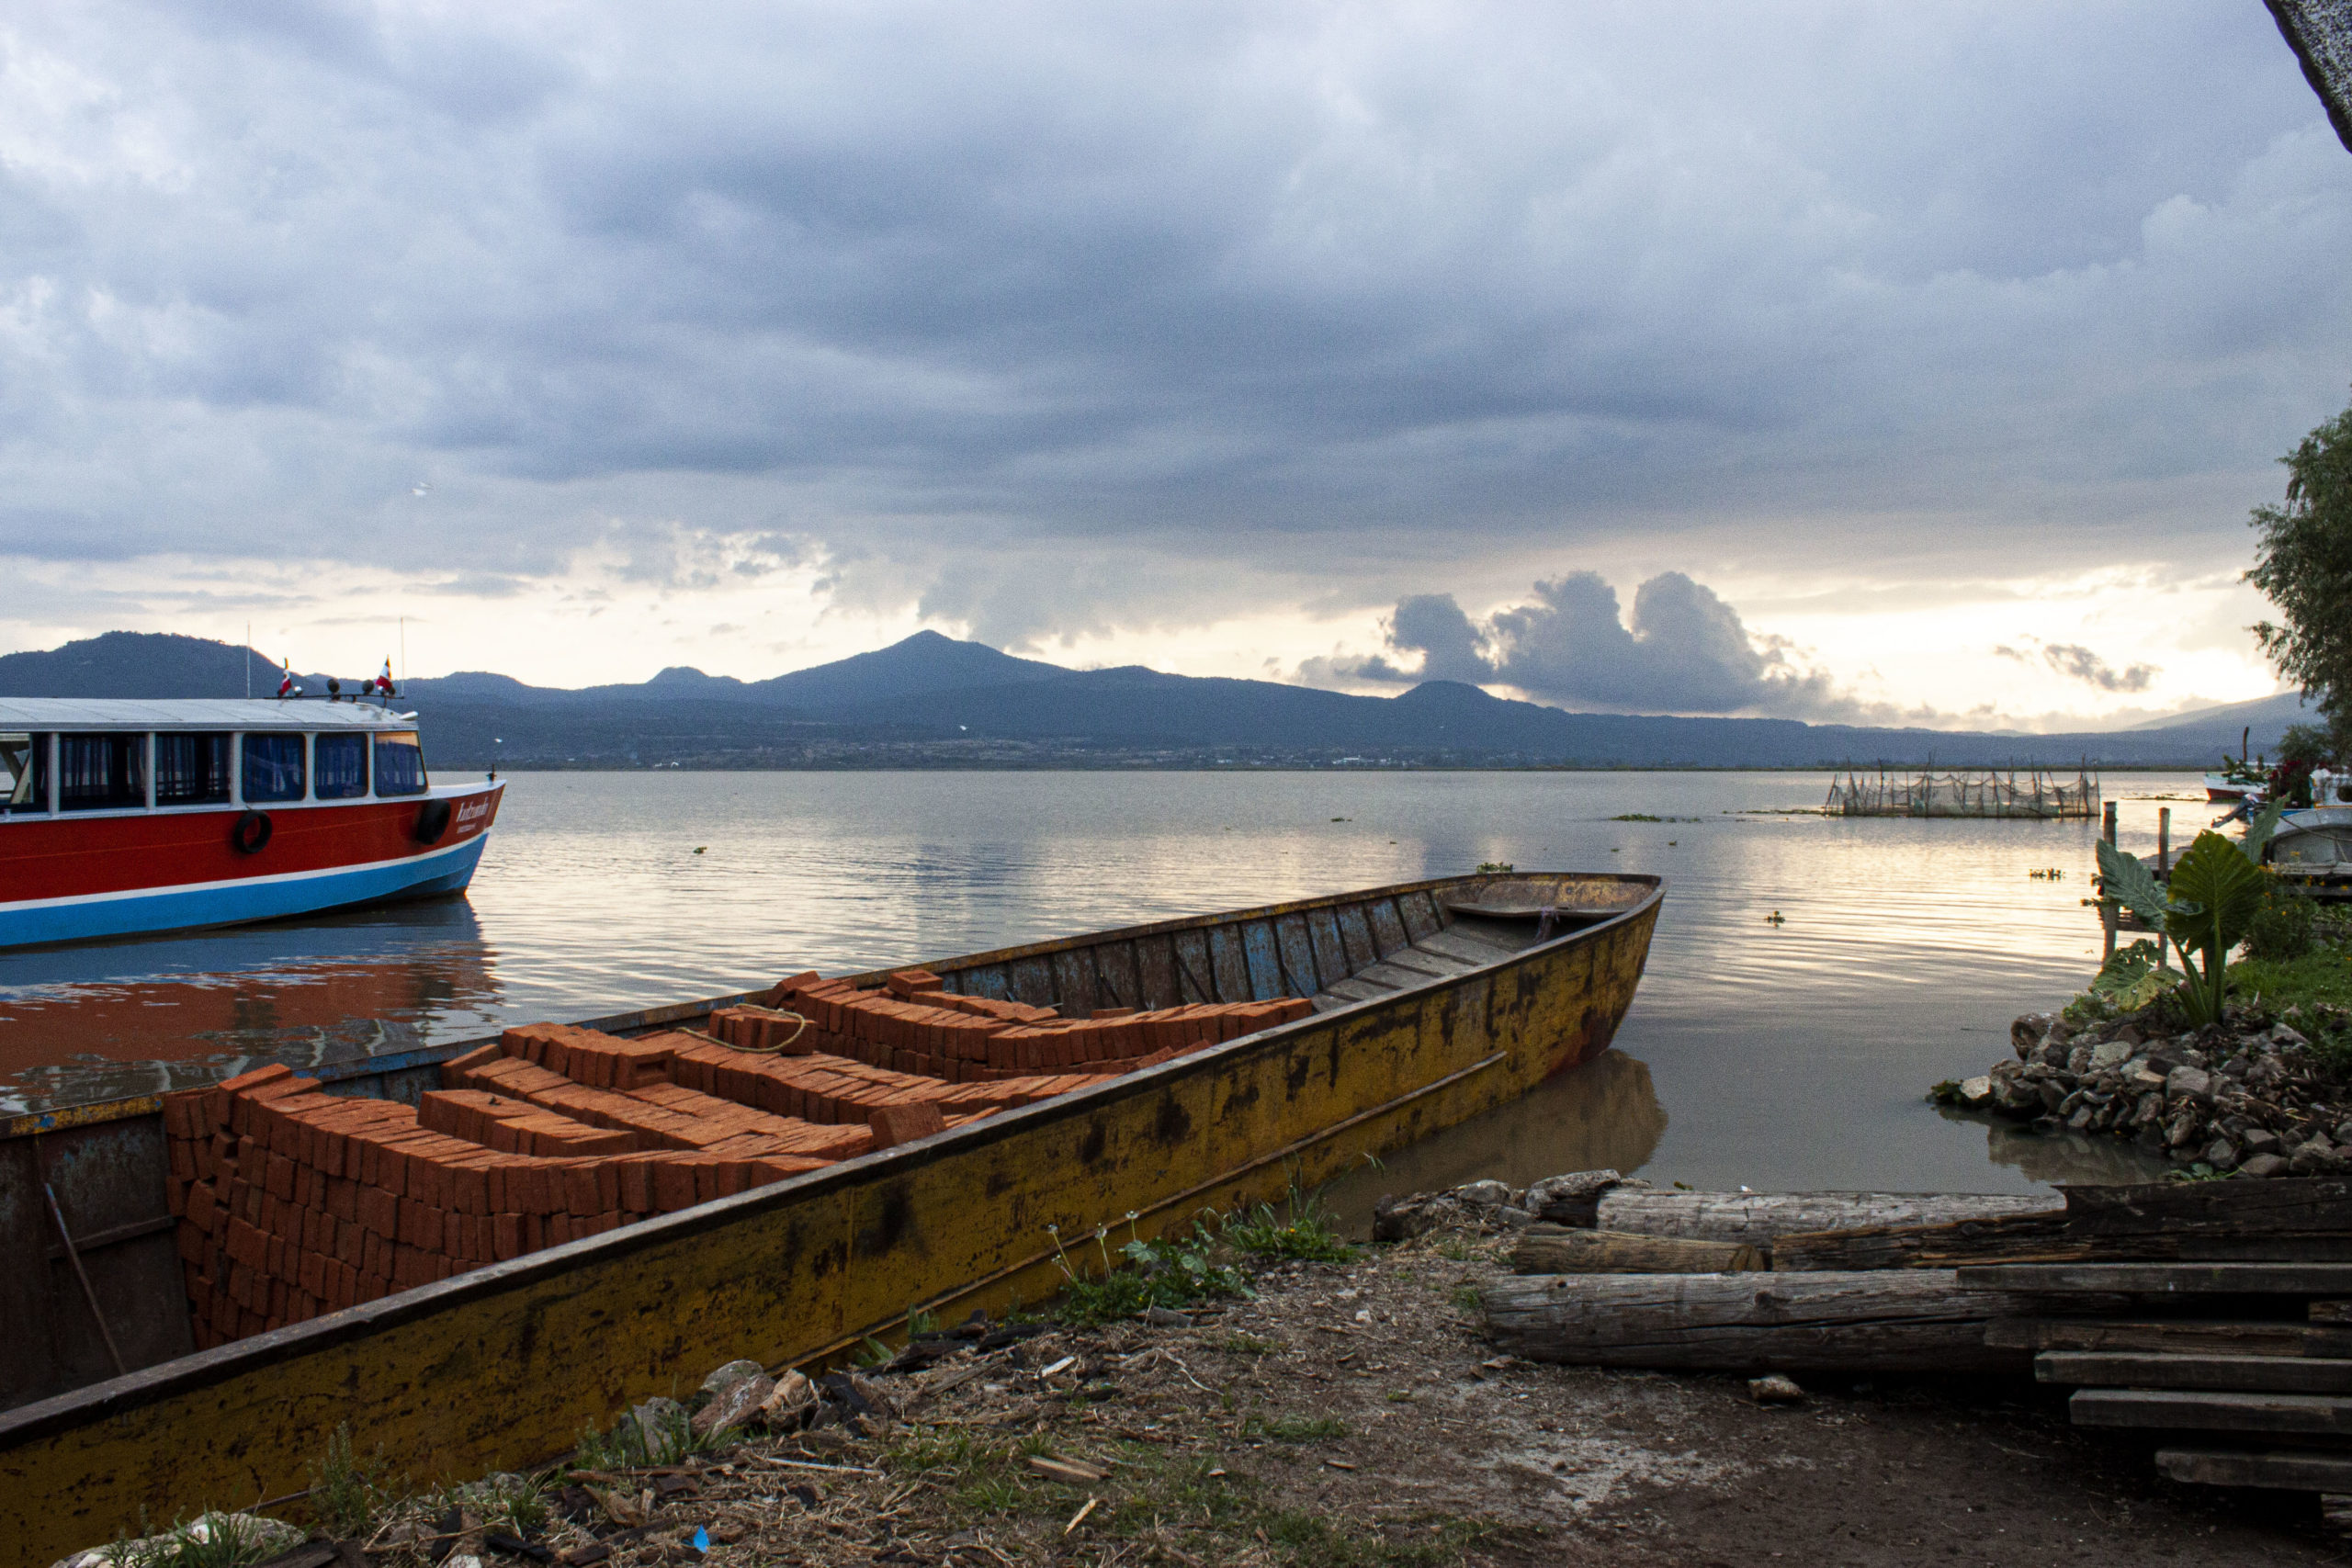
[0,869,1661,1562]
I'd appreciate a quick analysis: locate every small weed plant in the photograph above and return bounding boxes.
[306,1423,392,1539]
[1046,1213,1253,1326]
[574,1399,721,1470]
[1223,1179,1357,1264]
[1244,1413,1349,1443]
[107,1514,288,1568]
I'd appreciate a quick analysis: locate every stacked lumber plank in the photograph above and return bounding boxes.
[1479,1172,2352,1500]
[1962,1179,2352,1499]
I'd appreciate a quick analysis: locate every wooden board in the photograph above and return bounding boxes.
[2071,1387,2352,1434]
[2154,1447,2352,1492]
[1771,1213,2073,1270]
[1483,1269,2064,1374]
[2037,1351,2352,1393]
[1590,1190,2058,1245]
[1987,1317,2352,1358]
[2065,1179,2352,1237]
[1510,1226,1765,1275]
[1776,1215,2352,1269]
[1959,1263,2352,1296]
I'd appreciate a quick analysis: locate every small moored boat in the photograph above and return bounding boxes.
[0,870,1660,1561]
[0,698,502,949]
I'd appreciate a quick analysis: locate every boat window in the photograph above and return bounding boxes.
[315,732,368,798]
[242,733,307,803]
[372,731,428,796]
[0,733,46,813]
[154,732,233,806]
[59,733,145,811]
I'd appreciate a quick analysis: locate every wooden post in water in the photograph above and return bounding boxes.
[2101,799,2120,960]
[2154,806,2172,967]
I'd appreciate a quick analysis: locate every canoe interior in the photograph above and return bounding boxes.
[0,870,1662,1565]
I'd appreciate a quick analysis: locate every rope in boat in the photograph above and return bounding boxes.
[676,1009,811,1055]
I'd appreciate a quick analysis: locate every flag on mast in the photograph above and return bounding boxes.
[277,659,299,699]
[374,659,394,697]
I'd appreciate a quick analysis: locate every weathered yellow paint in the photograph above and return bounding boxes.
[0,874,1659,1563]
[3,1095,162,1141]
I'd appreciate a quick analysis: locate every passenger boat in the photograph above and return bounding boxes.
[0,698,502,950]
[0,870,1660,1562]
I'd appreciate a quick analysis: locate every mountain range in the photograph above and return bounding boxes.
[0,630,2302,770]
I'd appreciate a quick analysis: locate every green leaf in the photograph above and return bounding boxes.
[2095,839,2170,928]
[2243,795,2288,863]
[2165,830,2269,955]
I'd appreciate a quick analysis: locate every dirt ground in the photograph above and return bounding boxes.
[390,1225,2348,1568]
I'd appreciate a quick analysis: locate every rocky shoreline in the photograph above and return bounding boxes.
[1934,1002,2352,1179]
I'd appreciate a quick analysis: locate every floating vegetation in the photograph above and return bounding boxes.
[2028,867,2065,880]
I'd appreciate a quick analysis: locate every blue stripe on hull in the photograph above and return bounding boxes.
[0,836,492,949]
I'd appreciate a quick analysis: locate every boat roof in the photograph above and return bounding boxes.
[0,698,418,731]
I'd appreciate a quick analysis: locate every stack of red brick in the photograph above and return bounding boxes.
[161,969,1309,1350]
[709,969,1312,1080]
[162,1061,834,1349]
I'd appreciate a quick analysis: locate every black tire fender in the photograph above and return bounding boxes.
[413,797,453,844]
[230,810,273,855]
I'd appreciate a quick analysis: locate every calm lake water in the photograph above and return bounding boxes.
[0,770,2211,1197]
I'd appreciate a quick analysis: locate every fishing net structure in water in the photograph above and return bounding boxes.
[1826,767,2100,818]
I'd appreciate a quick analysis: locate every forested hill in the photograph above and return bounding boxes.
[0,629,2285,769]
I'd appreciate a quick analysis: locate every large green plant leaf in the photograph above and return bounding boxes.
[2165,830,2269,955]
[2095,840,2171,928]
[2243,795,2288,863]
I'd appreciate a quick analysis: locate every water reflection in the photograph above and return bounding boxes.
[1318,1050,1667,1235]
[1956,1107,2169,1186]
[0,770,2199,1194]
[0,902,501,1111]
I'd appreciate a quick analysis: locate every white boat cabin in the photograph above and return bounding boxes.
[0,699,434,819]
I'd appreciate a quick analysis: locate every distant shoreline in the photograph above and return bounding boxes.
[464,761,2211,775]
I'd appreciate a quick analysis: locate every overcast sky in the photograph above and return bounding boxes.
[3,1,2348,728]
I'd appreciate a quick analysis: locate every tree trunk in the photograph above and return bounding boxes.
[1510,1226,1765,1275]
[1588,1190,2059,1244]
[1482,1269,2096,1373]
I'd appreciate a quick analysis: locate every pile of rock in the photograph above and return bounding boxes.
[1937,1006,2352,1178]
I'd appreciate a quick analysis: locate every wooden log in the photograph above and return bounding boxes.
[2315,1300,2352,1324]
[2154,1447,2352,1493]
[2036,1351,2352,1393]
[1481,1269,2080,1374]
[1770,1212,2072,1270]
[1959,1263,2352,1296]
[1776,1217,2352,1269]
[1589,1190,2058,1244]
[2071,1387,2352,1436]
[1511,1226,1766,1275]
[1987,1317,2352,1358]
[2064,1179,2352,1238]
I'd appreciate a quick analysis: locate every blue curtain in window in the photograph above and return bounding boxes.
[243,734,307,803]
[315,733,368,799]
[59,734,144,810]
[155,734,232,806]
[372,732,428,796]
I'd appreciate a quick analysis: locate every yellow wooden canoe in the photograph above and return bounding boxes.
[0,870,1660,1561]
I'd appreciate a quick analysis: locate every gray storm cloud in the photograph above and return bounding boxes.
[0,2,2346,649]
[1996,639,2160,694]
[1348,571,1841,717]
